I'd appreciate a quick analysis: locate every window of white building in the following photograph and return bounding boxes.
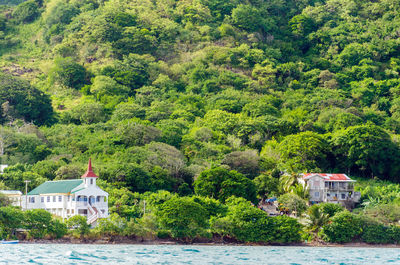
[58,196,62,202]
[314,192,320,197]
[41,197,44,203]
[47,196,50,202]
[53,196,56,202]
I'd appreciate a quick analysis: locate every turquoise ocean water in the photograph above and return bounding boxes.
[0,244,399,264]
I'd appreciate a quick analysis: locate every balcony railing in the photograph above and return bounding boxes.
[325,187,354,192]
[74,201,107,208]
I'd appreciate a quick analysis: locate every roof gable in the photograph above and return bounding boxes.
[0,190,22,195]
[303,173,354,182]
[28,179,84,195]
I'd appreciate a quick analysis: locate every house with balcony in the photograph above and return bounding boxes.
[299,173,361,207]
[23,159,108,225]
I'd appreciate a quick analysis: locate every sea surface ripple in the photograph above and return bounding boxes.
[0,244,398,264]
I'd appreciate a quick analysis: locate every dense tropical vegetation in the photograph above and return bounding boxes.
[0,0,398,244]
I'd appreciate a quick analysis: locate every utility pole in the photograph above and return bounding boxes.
[24,180,30,210]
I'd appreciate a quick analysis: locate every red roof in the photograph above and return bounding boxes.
[302,173,354,182]
[81,158,99,178]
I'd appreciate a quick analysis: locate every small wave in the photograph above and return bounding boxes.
[182,248,200,253]
[66,250,84,261]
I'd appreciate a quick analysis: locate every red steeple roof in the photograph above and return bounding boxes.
[81,158,99,178]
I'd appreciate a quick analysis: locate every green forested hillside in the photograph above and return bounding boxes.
[0,0,400,243]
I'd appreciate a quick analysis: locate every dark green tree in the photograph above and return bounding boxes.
[49,57,88,89]
[13,0,40,23]
[194,167,258,204]
[331,124,400,180]
[156,197,208,240]
[0,73,54,125]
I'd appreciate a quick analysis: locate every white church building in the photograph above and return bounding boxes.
[23,159,109,225]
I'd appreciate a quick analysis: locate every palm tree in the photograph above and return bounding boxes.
[280,173,299,193]
[307,204,329,234]
[292,183,310,200]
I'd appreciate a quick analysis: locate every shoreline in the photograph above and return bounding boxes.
[18,237,400,248]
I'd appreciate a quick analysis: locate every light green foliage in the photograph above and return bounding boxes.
[278,131,330,172]
[0,206,24,239]
[279,173,298,193]
[321,211,363,243]
[156,197,208,240]
[48,219,67,239]
[278,193,308,217]
[25,209,53,239]
[95,213,128,236]
[355,178,400,206]
[116,119,161,147]
[194,167,258,204]
[211,197,302,243]
[307,204,329,232]
[101,186,141,219]
[289,14,315,36]
[2,164,47,192]
[358,204,400,225]
[0,206,66,240]
[67,102,106,124]
[253,173,279,199]
[141,190,177,213]
[89,76,130,109]
[0,126,51,165]
[66,215,90,237]
[111,102,146,121]
[1,0,400,245]
[13,0,39,23]
[292,183,310,200]
[319,203,344,218]
[101,54,153,92]
[125,214,157,240]
[221,150,260,179]
[331,124,400,180]
[0,73,54,126]
[49,57,88,89]
[231,5,263,32]
[189,196,227,218]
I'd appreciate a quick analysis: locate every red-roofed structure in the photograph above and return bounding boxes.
[81,158,99,178]
[299,173,360,206]
[22,157,108,226]
[302,173,354,182]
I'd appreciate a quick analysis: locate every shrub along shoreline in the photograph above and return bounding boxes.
[2,190,399,246]
[19,237,400,248]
